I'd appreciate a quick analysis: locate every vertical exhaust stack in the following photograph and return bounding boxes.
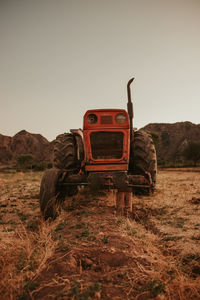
[127,77,134,141]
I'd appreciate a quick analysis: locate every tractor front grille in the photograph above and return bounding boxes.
[90,132,124,159]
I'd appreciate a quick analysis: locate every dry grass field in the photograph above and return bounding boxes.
[0,169,200,299]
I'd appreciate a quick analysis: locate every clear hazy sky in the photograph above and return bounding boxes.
[0,0,200,141]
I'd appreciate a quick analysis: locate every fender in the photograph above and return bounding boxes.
[70,129,84,163]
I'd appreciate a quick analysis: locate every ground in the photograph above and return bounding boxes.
[0,169,200,299]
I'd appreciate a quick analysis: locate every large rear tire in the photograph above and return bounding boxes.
[53,133,81,196]
[39,168,63,220]
[54,133,78,170]
[130,130,157,188]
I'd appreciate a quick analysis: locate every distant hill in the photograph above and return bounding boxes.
[143,121,200,165]
[1,122,200,167]
[0,130,53,166]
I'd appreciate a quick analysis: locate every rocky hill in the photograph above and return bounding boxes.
[143,121,200,164]
[0,130,53,166]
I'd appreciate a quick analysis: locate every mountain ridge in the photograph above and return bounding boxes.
[0,130,53,166]
[1,121,200,166]
[143,121,200,164]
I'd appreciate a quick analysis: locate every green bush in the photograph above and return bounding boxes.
[150,131,160,146]
[16,154,53,172]
[17,154,34,171]
[183,142,200,166]
[32,161,53,171]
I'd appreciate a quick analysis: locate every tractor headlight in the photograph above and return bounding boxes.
[87,114,98,124]
[115,113,126,124]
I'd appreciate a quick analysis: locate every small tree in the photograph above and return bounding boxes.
[17,154,34,171]
[183,142,200,166]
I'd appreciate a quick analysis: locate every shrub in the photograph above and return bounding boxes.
[183,142,200,166]
[150,131,160,146]
[17,154,34,171]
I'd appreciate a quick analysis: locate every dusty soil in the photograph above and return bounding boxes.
[0,169,200,299]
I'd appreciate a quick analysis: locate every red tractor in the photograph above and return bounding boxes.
[40,78,157,219]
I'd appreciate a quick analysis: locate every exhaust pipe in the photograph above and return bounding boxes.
[127,77,134,141]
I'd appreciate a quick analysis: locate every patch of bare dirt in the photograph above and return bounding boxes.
[0,170,200,299]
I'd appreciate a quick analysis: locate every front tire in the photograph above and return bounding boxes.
[39,168,63,220]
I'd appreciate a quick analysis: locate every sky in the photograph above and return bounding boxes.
[0,0,200,141]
